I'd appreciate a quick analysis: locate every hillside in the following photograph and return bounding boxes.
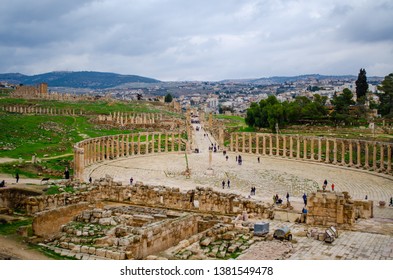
[0,71,160,89]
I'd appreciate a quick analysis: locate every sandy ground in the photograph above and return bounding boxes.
[0,236,51,260]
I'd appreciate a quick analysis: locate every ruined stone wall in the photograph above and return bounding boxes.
[230,132,393,176]
[24,179,269,219]
[0,188,42,210]
[32,202,93,238]
[307,190,373,226]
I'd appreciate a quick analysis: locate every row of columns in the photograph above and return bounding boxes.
[230,133,393,175]
[98,113,162,125]
[2,106,80,115]
[73,132,186,180]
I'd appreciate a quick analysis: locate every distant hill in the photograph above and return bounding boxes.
[222,74,383,85]
[0,71,160,89]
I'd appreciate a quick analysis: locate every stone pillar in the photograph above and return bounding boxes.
[101,138,105,161]
[262,135,266,155]
[126,134,130,156]
[145,133,150,154]
[235,133,239,152]
[303,138,307,160]
[269,134,273,156]
[276,134,280,156]
[333,139,337,164]
[341,141,346,165]
[349,141,353,166]
[151,133,155,154]
[296,136,300,159]
[282,136,287,157]
[318,138,322,162]
[165,133,168,153]
[158,133,162,153]
[121,135,125,157]
[230,133,233,152]
[364,142,370,169]
[138,133,141,154]
[178,132,182,152]
[380,144,385,171]
[387,145,392,174]
[249,133,253,153]
[289,136,293,158]
[219,128,224,150]
[357,142,361,168]
[171,133,175,152]
[325,139,330,163]
[129,134,134,155]
[256,134,260,154]
[242,132,246,153]
[373,142,377,170]
[116,135,120,158]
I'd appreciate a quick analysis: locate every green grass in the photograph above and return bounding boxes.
[0,217,33,235]
[45,185,75,195]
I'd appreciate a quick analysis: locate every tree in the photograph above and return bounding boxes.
[164,93,173,103]
[355,68,368,104]
[331,88,355,124]
[377,73,393,117]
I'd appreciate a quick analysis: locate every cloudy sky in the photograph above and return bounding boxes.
[1,0,392,81]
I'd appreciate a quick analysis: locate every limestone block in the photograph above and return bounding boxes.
[81,245,89,254]
[96,248,107,257]
[88,247,96,255]
[71,245,81,253]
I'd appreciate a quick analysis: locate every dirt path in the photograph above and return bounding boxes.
[0,236,51,260]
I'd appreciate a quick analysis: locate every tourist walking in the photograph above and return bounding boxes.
[227,179,230,188]
[226,155,228,161]
[286,192,290,202]
[303,193,307,205]
[222,180,225,189]
[15,172,19,183]
[64,168,70,180]
[389,197,393,206]
[331,183,335,191]
[130,177,134,185]
[257,157,260,163]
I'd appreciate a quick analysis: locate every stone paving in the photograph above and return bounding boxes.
[83,124,393,260]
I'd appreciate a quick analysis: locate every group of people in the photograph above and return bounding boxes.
[221,179,230,189]
[322,179,335,191]
[250,186,256,195]
[235,155,243,165]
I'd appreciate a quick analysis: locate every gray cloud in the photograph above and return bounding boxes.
[0,0,391,80]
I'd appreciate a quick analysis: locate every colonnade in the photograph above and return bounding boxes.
[73,132,187,180]
[230,132,393,175]
[97,112,162,125]
[2,105,81,115]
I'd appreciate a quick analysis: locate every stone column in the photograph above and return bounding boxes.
[256,134,259,154]
[333,139,337,164]
[101,138,105,161]
[178,132,182,152]
[282,136,286,157]
[230,133,234,152]
[158,133,162,153]
[296,136,300,159]
[289,136,293,158]
[318,138,322,162]
[325,139,330,163]
[126,134,130,156]
[171,133,175,152]
[242,132,246,153]
[145,133,150,154]
[373,142,377,170]
[219,128,224,150]
[357,142,361,168]
[364,142,370,169]
[262,135,266,155]
[116,135,120,158]
[387,145,392,174]
[349,141,353,166]
[165,133,168,153]
[303,138,307,160]
[138,133,141,154]
[269,134,273,156]
[249,133,253,153]
[341,141,345,165]
[276,134,280,156]
[380,144,385,171]
[235,133,239,152]
[151,133,155,154]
